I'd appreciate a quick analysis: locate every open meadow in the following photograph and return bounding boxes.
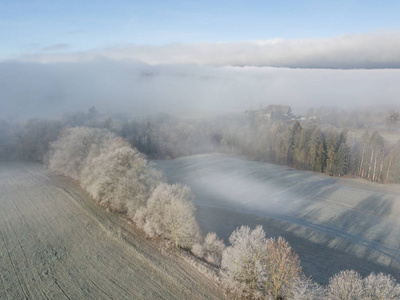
[154,154,400,284]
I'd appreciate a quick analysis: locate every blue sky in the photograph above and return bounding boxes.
[1,0,400,60]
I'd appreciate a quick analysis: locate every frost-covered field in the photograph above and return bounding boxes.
[0,162,224,299]
[154,154,400,284]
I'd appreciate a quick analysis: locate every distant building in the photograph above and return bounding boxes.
[245,105,295,122]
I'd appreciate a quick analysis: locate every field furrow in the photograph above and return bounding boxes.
[0,162,224,299]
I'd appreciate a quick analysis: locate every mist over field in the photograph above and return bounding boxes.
[154,154,400,283]
[1,60,400,120]
[2,1,400,298]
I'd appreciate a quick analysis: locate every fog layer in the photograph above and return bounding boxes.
[19,32,400,69]
[1,60,400,119]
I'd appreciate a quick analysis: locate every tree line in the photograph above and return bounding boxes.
[220,120,400,183]
[2,107,399,184]
[118,113,400,184]
[46,126,400,299]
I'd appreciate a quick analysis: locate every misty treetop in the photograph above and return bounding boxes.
[3,112,400,298]
[114,106,400,183]
[1,105,400,183]
[137,182,202,249]
[47,126,203,250]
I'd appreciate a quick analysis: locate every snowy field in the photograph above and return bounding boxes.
[154,154,400,284]
[0,162,224,299]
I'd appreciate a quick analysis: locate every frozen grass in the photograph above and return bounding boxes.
[154,154,400,284]
[0,162,224,299]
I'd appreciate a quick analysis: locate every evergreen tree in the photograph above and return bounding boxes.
[309,127,325,172]
[333,143,349,176]
[288,121,302,167]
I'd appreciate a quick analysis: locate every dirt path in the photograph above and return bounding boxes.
[0,162,224,300]
[154,154,400,284]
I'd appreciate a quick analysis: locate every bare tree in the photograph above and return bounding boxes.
[326,270,363,300]
[290,276,325,300]
[263,237,302,299]
[385,141,400,183]
[363,272,400,300]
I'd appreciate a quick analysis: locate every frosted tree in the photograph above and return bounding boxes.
[290,277,325,300]
[221,225,267,296]
[80,137,129,189]
[81,140,162,213]
[48,127,115,180]
[326,270,363,300]
[263,237,302,299]
[363,272,400,300]
[191,243,204,258]
[142,183,201,249]
[202,232,225,266]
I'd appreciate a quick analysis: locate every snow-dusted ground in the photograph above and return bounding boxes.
[154,154,400,284]
[0,162,224,299]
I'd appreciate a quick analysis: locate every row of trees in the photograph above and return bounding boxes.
[48,127,201,249]
[221,121,351,176]
[356,131,400,183]
[220,226,400,300]
[302,107,399,131]
[220,120,400,183]
[115,112,400,183]
[0,107,117,162]
[120,113,224,159]
[45,126,300,298]
[3,107,399,183]
[47,126,400,299]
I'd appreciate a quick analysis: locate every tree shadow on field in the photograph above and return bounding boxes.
[289,189,400,283]
[195,204,400,285]
[324,194,400,265]
[195,175,400,284]
[156,155,400,284]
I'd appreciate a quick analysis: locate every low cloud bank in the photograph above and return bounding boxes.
[1,60,399,119]
[18,31,400,69]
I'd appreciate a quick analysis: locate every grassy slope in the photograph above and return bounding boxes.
[0,162,224,300]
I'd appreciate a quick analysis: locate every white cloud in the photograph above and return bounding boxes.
[0,60,399,120]
[15,31,400,69]
[42,44,70,52]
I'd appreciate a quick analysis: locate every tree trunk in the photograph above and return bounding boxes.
[359,145,365,177]
[367,149,374,180]
[378,154,384,183]
[372,154,377,182]
[386,154,393,182]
